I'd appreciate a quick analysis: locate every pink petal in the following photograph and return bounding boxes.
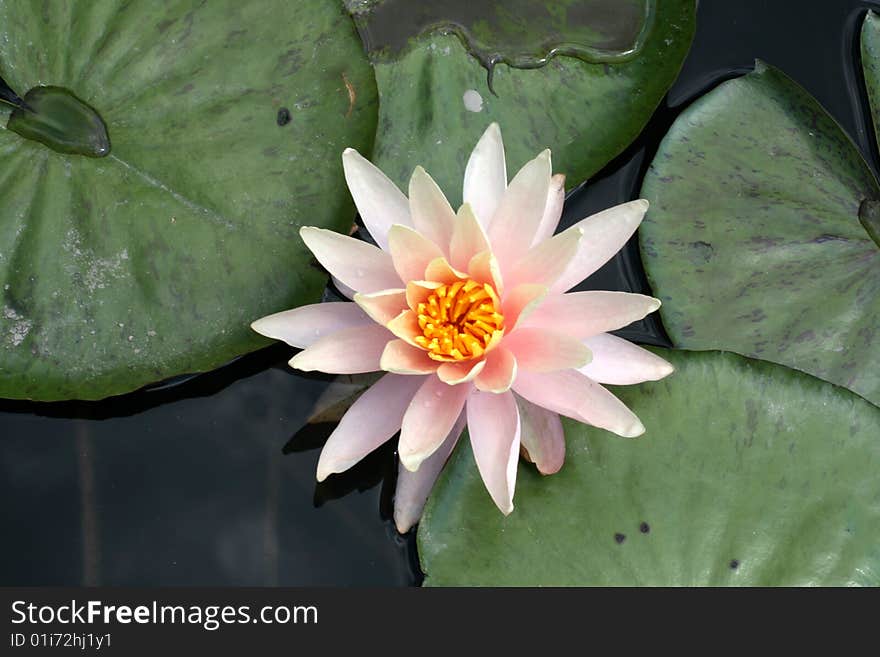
[551,199,649,293]
[251,302,372,348]
[487,150,552,269]
[532,173,566,246]
[301,227,401,294]
[342,148,411,250]
[331,275,356,300]
[516,395,565,475]
[387,224,445,284]
[424,257,467,285]
[316,373,425,481]
[408,166,456,252]
[290,323,391,374]
[406,280,443,311]
[354,289,407,325]
[467,389,521,514]
[503,327,592,372]
[393,413,466,533]
[513,369,645,438]
[449,203,491,271]
[399,375,471,471]
[380,339,439,375]
[502,284,548,330]
[474,346,517,393]
[437,359,486,385]
[467,251,504,296]
[521,291,661,339]
[504,226,583,290]
[463,123,507,228]
[386,310,422,346]
[579,333,675,385]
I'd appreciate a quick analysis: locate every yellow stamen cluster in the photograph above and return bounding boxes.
[415,279,504,361]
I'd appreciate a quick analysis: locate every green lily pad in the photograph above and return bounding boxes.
[419,349,880,586]
[639,62,880,406]
[0,1,377,400]
[863,12,880,137]
[862,11,880,240]
[352,0,695,197]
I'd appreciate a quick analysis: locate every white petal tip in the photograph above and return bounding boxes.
[288,354,313,372]
[481,123,502,140]
[386,223,412,238]
[650,298,662,312]
[399,453,424,473]
[623,422,646,438]
[636,198,650,211]
[394,519,413,534]
[342,147,359,157]
[500,502,514,516]
[250,317,271,337]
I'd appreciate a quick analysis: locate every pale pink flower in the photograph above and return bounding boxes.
[252,124,673,532]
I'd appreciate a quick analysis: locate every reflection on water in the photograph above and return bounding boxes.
[1,0,873,586]
[0,346,417,586]
[353,0,652,66]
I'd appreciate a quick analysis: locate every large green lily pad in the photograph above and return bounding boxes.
[419,349,880,586]
[0,0,377,400]
[351,0,695,198]
[639,62,880,406]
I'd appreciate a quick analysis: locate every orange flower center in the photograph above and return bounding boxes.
[414,279,504,362]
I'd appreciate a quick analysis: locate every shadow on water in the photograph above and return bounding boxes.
[2,0,877,586]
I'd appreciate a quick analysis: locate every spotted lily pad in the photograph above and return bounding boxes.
[351,0,695,197]
[639,62,880,406]
[0,1,377,400]
[419,349,880,586]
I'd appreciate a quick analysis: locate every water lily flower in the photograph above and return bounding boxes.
[252,123,673,532]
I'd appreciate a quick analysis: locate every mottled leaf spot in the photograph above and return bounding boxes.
[276,107,292,126]
[639,522,650,534]
[614,533,626,544]
[688,240,714,264]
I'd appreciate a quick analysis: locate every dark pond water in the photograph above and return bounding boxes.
[2,0,878,586]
